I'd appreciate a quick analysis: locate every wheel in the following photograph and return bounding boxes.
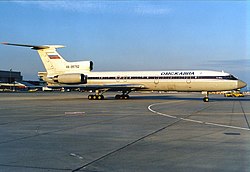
[115,95,130,99]
[97,95,104,100]
[93,95,97,100]
[115,95,121,99]
[203,97,209,102]
[88,95,93,100]
[124,95,129,99]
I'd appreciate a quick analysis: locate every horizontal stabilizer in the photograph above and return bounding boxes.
[1,42,64,50]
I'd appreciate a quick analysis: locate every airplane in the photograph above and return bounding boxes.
[0,81,27,90]
[2,42,247,102]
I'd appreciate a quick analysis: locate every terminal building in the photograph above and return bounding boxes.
[0,70,23,83]
[0,70,46,91]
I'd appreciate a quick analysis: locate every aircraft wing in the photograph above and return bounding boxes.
[47,84,146,92]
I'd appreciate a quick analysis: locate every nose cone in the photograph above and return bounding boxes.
[237,80,247,89]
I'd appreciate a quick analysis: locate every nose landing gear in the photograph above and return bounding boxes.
[203,96,209,102]
[202,91,209,102]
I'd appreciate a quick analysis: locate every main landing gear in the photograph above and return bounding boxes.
[115,91,131,99]
[88,94,104,100]
[115,94,129,99]
[88,90,105,100]
[88,90,131,100]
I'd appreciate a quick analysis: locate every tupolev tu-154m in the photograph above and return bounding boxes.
[2,42,247,102]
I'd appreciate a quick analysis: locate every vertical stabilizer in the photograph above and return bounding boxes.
[36,45,67,76]
[1,43,93,78]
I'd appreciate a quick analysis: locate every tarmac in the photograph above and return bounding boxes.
[0,92,250,172]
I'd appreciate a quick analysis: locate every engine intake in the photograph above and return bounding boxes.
[54,74,87,84]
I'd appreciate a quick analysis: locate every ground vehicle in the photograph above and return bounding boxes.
[224,92,244,97]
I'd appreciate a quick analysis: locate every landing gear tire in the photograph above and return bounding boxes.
[124,95,129,99]
[115,95,129,99]
[97,95,104,100]
[88,95,104,100]
[115,95,121,99]
[88,95,93,100]
[203,97,209,102]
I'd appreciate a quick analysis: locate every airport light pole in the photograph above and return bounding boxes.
[9,68,15,92]
[9,68,12,91]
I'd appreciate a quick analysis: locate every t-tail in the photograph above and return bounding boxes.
[1,42,93,84]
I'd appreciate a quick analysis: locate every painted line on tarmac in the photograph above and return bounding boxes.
[70,153,84,160]
[65,112,85,115]
[148,101,250,131]
[147,100,184,119]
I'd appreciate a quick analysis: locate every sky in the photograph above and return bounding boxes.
[0,1,249,88]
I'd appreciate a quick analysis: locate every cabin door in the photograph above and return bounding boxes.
[186,76,191,84]
[154,77,159,84]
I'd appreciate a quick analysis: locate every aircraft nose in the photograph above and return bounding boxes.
[237,80,247,89]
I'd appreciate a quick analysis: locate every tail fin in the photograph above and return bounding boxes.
[36,45,68,76]
[2,43,93,77]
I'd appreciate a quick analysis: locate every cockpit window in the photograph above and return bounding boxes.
[225,75,238,80]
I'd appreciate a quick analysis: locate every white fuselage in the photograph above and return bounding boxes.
[80,70,245,92]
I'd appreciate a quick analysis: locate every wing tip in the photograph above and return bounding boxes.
[1,42,9,45]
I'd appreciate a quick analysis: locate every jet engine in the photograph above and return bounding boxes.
[53,74,87,84]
